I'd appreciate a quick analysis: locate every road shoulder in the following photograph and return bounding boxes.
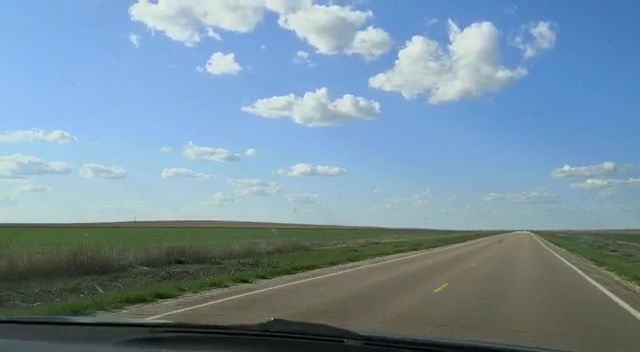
[535,234,640,317]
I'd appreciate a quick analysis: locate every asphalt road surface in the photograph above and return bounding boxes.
[120,232,640,351]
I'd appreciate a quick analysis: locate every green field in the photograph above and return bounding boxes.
[0,226,462,249]
[540,231,640,285]
[0,224,496,315]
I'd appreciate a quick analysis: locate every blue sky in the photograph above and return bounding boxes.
[1,0,639,229]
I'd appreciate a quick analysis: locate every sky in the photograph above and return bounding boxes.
[1,0,639,229]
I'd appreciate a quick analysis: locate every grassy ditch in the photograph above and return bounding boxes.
[2,234,488,316]
[540,231,640,285]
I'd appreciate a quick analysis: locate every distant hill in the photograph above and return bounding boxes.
[0,220,389,229]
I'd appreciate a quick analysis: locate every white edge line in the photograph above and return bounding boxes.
[144,236,494,320]
[531,233,640,321]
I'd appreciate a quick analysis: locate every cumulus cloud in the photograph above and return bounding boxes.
[241,87,380,127]
[16,184,52,194]
[161,168,211,180]
[515,21,557,60]
[129,32,141,47]
[244,148,257,156]
[205,192,234,206]
[183,142,251,162]
[0,129,77,144]
[345,26,393,60]
[0,154,71,178]
[277,4,392,59]
[286,193,319,204]
[292,50,314,66]
[79,164,127,179]
[129,1,390,59]
[229,178,282,196]
[551,162,631,179]
[570,178,640,196]
[482,190,559,204]
[129,0,268,46]
[277,163,346,177]
[373,189,382,194]
[203,52,242,75]
[160,147,173,153]
[369,20,527,104]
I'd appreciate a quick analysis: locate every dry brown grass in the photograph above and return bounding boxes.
[0,239,310,282]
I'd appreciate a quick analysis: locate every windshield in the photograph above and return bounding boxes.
[2,1,640,351]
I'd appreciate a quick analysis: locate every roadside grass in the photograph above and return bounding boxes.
[0,226,475,282]
[541,232,640,285]
[2,234,488,316]
[0,240,310,281]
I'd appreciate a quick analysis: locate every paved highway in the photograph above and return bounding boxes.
[120,232,640,351]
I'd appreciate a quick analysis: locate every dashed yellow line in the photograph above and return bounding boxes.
[433,282,449,293]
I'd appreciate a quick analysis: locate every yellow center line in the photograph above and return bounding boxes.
[433,282,449,293]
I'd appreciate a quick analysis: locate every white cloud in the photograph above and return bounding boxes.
[378,190,433,209]
[373,189,382,194]
[0,129,77,144]
[79,164,127,179]
[161,168,211,180]
[412,191,432,206]
[481,192,505,202]
[277,163,346,177]
[183,141,249,162]
[515,21,557,60]
[509,190,559,204]
[292,50,315,66]
[286,193,319,204]
[599,188,618,197]
[482,190,559,204]
[205,192,234,206]
[129,1,390,59]
[129,32,141,47]
[504,5,518,16]
[204,52,242,75]
[241,87,380,127]
[425,17,439,26]
[571,178,640,196]
[369,20,527,104]
[229,178,282,196]
[551,162,631,179]
[0,154,71,178]
[129,0,268,46]
[265,0,311,15]
[277,4,392,59]
[244,148,257,156]
[345,26,393,60]
[160,146,173,153]
[16,184,52,194]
